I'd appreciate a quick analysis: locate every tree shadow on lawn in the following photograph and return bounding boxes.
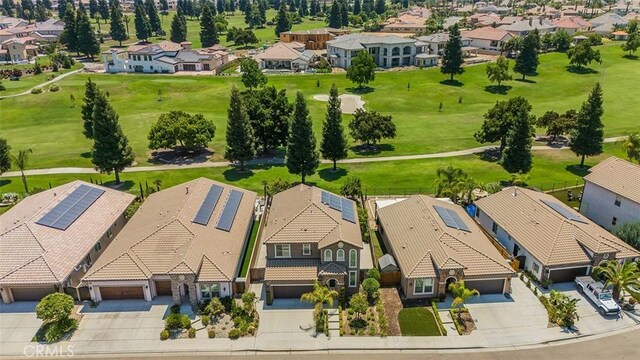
[477,148,501,163]
[318,167,348,182]
[514,78,537,84]
[0,179,11,187]
[439,79,464,87]
[622,54,638,60]
[484,85,513,95]
[80,151,92,159]
[565,163,592,177]
[345,86,375,94]
[350,143,395,156]
[147,148,213,166]
[223,167,255,182]
[103,180,135,191]
[566,65,599,75]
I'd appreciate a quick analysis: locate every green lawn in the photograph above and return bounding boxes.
[547,185,584,209]
[2,44,637,170]
[239,220,260,278]
[398,307,441,336]
[0,60,83,96]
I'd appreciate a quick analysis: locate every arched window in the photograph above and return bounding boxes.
[324,249,333,262]
[383,48,388,56]
[392,47,400,56]
[336,249,345,261]
[403,46,411,55]
[349,249,357,268]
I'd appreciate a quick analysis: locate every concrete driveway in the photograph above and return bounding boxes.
[0,301,41,350]
[251,283,317,340]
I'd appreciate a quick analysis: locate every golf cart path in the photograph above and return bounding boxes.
[0,67,85,99]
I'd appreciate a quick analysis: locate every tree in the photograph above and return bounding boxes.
[448,280,480,324]
[553,29,572,52]
[36,293,77,343]
[349,292,368,319]
[81,79,99,139]
[441,23,464,81]
[0,138,11,175]
[148,111,216,151]
[367,268,380,281]
[622,32,640,55]
[109,0,128,46]
[592,260,640,301]
[199,3,218,47]
[348,109,396,147]
[216,0,225,14]
[97,0,109,22]
[91,91,135,184]
[340,176,363,200]
[3,0,15,17]
[170,10,187,43]
[353,0,360,15]
[225,86,255,171]
[567,42,602,69]
[274,3,291,35]
[485,55,512,86]
[145,0,162,35]
[244,86,291,154]
[537,110,576,141]
[286,92,320,183]
[361,278,380,303]
[622,132,640,164]
[346,50,376,88]
[434,166,468,203]
[570,83,604,167]
[548,290,580,327]
[300,281,339,312]
[60,8,77,54]
[328,2,341,28]
[474,97,531,153]
[374,0,385,14]
[240,58,267,90]
[501,103,534,174]
[613,221,640,250]
[514,30,540,80]
[12,148,32,193]
[339,0,348,27]
[76,9,100,58]
[320,84,348,170]
[134,1,152,41]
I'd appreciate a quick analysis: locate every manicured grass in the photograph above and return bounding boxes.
[547,185,584,209]
[398,307,441,336]
[0,61,83,96]
[370,230,386,261]
[239,220,260,278]
[2,44,636,170]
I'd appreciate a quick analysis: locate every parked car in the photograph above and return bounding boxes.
[575,276,621,316]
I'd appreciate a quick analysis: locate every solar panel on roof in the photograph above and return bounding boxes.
[433,205,471,232]
[541,199,587,223]
[36,185,105,230]
[193,184,224,225]
[321,191,330,205]
[329,194,342,211]
[341,198,356,223]
[216,190,243,231]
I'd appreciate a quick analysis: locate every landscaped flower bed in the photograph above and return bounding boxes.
[340,289,389,336]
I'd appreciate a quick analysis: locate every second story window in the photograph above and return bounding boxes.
[492,222,498,234]
[612,217,617,226]
[324,249,332,262]
[614,197,621,207]
[275,244,291,258]
[302,244,311,256]
[349,249,357,268]
[336,249,345,261]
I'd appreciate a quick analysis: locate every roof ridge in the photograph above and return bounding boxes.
[408,250,432,277]
[40,255,63,282]
[0,255,57,282]
[441,232,511,272]
[546,219,571,263]
[200,254,228,280]
[265,202,317,242]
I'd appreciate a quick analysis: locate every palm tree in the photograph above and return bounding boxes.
[300,281,339,312]
[623,132,640,164]
[549,290,580,327]
[448,280,480,324]
[592,260,640,301]
[434,166,468,203]
[153,179,162,192]
[12,149,33,194]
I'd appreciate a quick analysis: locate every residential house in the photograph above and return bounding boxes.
[327,33,417,68]
[83,178,257,306]
[552,16,592,34]
[475,187,639,283]
[376,196,514,299]
[0,181,135,304]
[416,32,472,55]
[475,4,512,15]
[0,37,38,62]
[580,157,640,231]
[461,27,513,52]
[382,6,431,33]
[279,28,349,50]
[257,185,364,302]
[0,17,64,44]
[590,12,628,35]
[612,30,630,40]
[254,42,315,71]
[499,18,556,37]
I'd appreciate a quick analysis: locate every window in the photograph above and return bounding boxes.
[413,278,434,294]
[199,283,220,299]
[336,249,345,261]
[275,244,291,258]
[492,222,498,234]
[614,197,621,207]
[475,208,481,218]
[107,229,113,238]
[349,249,357,268]
[150,66,154,70]
[348,270,357,287]
[324,249,333,262]
[84,253,92,267]
[532,262,540,274]
[94,242,102,252]
[612,217,617,226]
[302,244,311,256]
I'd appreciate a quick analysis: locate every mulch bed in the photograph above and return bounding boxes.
[380,288,402,336]
[454,310,476,335]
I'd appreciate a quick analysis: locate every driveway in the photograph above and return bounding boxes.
[0,301,41,353]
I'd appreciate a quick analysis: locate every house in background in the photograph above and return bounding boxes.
[580,157,640,231]
[590,12,629,35]
[0,181,135,304]
[416,32,472,55]
[255,185,365,303]
[552,16,592,34]
[327,33,418,69]
[376,196,514,299]
[253,42,315,71]
[0,37,38,62]
[382,6,432,33]
[279,28,349,50]
[461,27,513,52]
[499,18,556,37]
[475,187,639,284]
[83,178,257,306]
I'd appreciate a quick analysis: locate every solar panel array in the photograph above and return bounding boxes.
[216,190,244,231]
[320,190,356,224]
[341,198,356,223]
[193,184,224,225]
[433,205,471,232]
[541,199,587,223]
[36,184,105,230]
[321,191,330,205]
[329,193,342,211]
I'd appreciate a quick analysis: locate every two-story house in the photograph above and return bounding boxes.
[259,185,364,304]
[326,33,418,69]
[580,157,640,231]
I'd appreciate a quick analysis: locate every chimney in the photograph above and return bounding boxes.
[180,41,192,50]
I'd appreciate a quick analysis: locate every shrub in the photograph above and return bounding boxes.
[165,313,184,329]
[361,278,380,303]
[170,304,181,314]
[228,328,241,339]
[31,87,43,94]
[367,268,381,281]
[533,287,538,296]
[181,315,192,329]
[160,329,170,340]
[526,279,532,288]
[188,327,196,338]
[49,84,60,92]
[221,296,234,313]
[201,315,210,327]
[431,300,448,336]
[208,329,216,338]
[347,308,355,316]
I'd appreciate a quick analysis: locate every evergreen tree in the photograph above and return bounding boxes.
[286,92,320,183]
[309,0,318,16]
[134,1,152,41]
[2,0,15,17]
[353,0,360,15]
[225,86,255,171]
[43,0,51,9]
[244,86,292,154]
[109,0,128,46]
[501,101,534,174]
[375,0,385,14]
[328,2,341,28]
[81,78,99,139]
[57,0,71,19]
[514,30,540,80]
[486,55,512,86]
[570,82,604,167]
[159,0,169,12]
[238,0,247,11]
[60,8,78,54]
[145,0,162,35]
[320,84,348,171]
[243,1,253,24]
[77,0,86,14]
[76,9,100,58]
[170,11,187,42]
[274,3,291,35]
[441,23,464,81]
[97,0,109,21]
[340,0,347,27]
[91,91,135,184]
[0,138,11,175]
[89,0,98,17]
[199,3,218,47]
[299,0,307,16]
[34,0,47,22]
[257,0,267,24]
[216,0,224,13]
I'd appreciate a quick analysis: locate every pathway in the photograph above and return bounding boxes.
[327,308,340,338]
[0,137,626,178]
[0,67,85,99]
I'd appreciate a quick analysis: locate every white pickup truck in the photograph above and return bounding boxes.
[575,276,621,316]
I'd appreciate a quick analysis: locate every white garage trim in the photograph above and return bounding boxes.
[88,280,152,302]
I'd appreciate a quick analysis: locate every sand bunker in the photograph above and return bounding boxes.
[312,94,365,114]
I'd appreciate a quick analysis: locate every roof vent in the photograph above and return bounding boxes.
[512,188,517,196]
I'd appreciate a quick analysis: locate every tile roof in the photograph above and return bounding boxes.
[262,184,363,249]
[584,157,640,203]
[264,259,319,281]
[376,196,514,280]
[327,33,416,50]
[461,27,512,41]
[499,18,556,32]
[254,42,311,62]
[475,187,640,267]
[0,181,135,285]
[83,178,257,283]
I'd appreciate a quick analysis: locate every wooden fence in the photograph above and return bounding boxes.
[379,271,401,286]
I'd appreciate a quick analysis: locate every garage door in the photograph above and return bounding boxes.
[549,267,589,283]
[99,286,144,300]
[272,285,314,299]
[155,281,172,296]
[464,279,505,294]
[11,286,56,301]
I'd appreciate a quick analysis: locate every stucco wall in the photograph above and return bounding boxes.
[580,182,640,231]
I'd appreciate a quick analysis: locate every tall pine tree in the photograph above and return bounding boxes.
[441,23,464,81]
[286,92,320,183]
[225,86,255,171]
[3,0,15,17]
[199,3,218,47]
[97,0,109,22]
[328,2,341,28]
[320,83,348,171]
[109,0,128,46]
[145,0,162,35]
[570,82,604,167]
[274,3,291,36]
[501,100,534,174]
[170,10,187,42]
[353,0,360,15]
[89,0,98,17]
[514,30,540,80]
[76,9,101,58]
[134,1,152,41]
[61,8,78,55]
[81,79,99,139]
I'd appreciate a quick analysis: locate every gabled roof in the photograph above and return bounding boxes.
[461,27,512,41]
[376,196,513,280]
[83,178,257,283]
[0,181,135,285]
[327,33,416,50]
[475,187,640,267]
[254,42,311,62]
[584,156,640,204]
